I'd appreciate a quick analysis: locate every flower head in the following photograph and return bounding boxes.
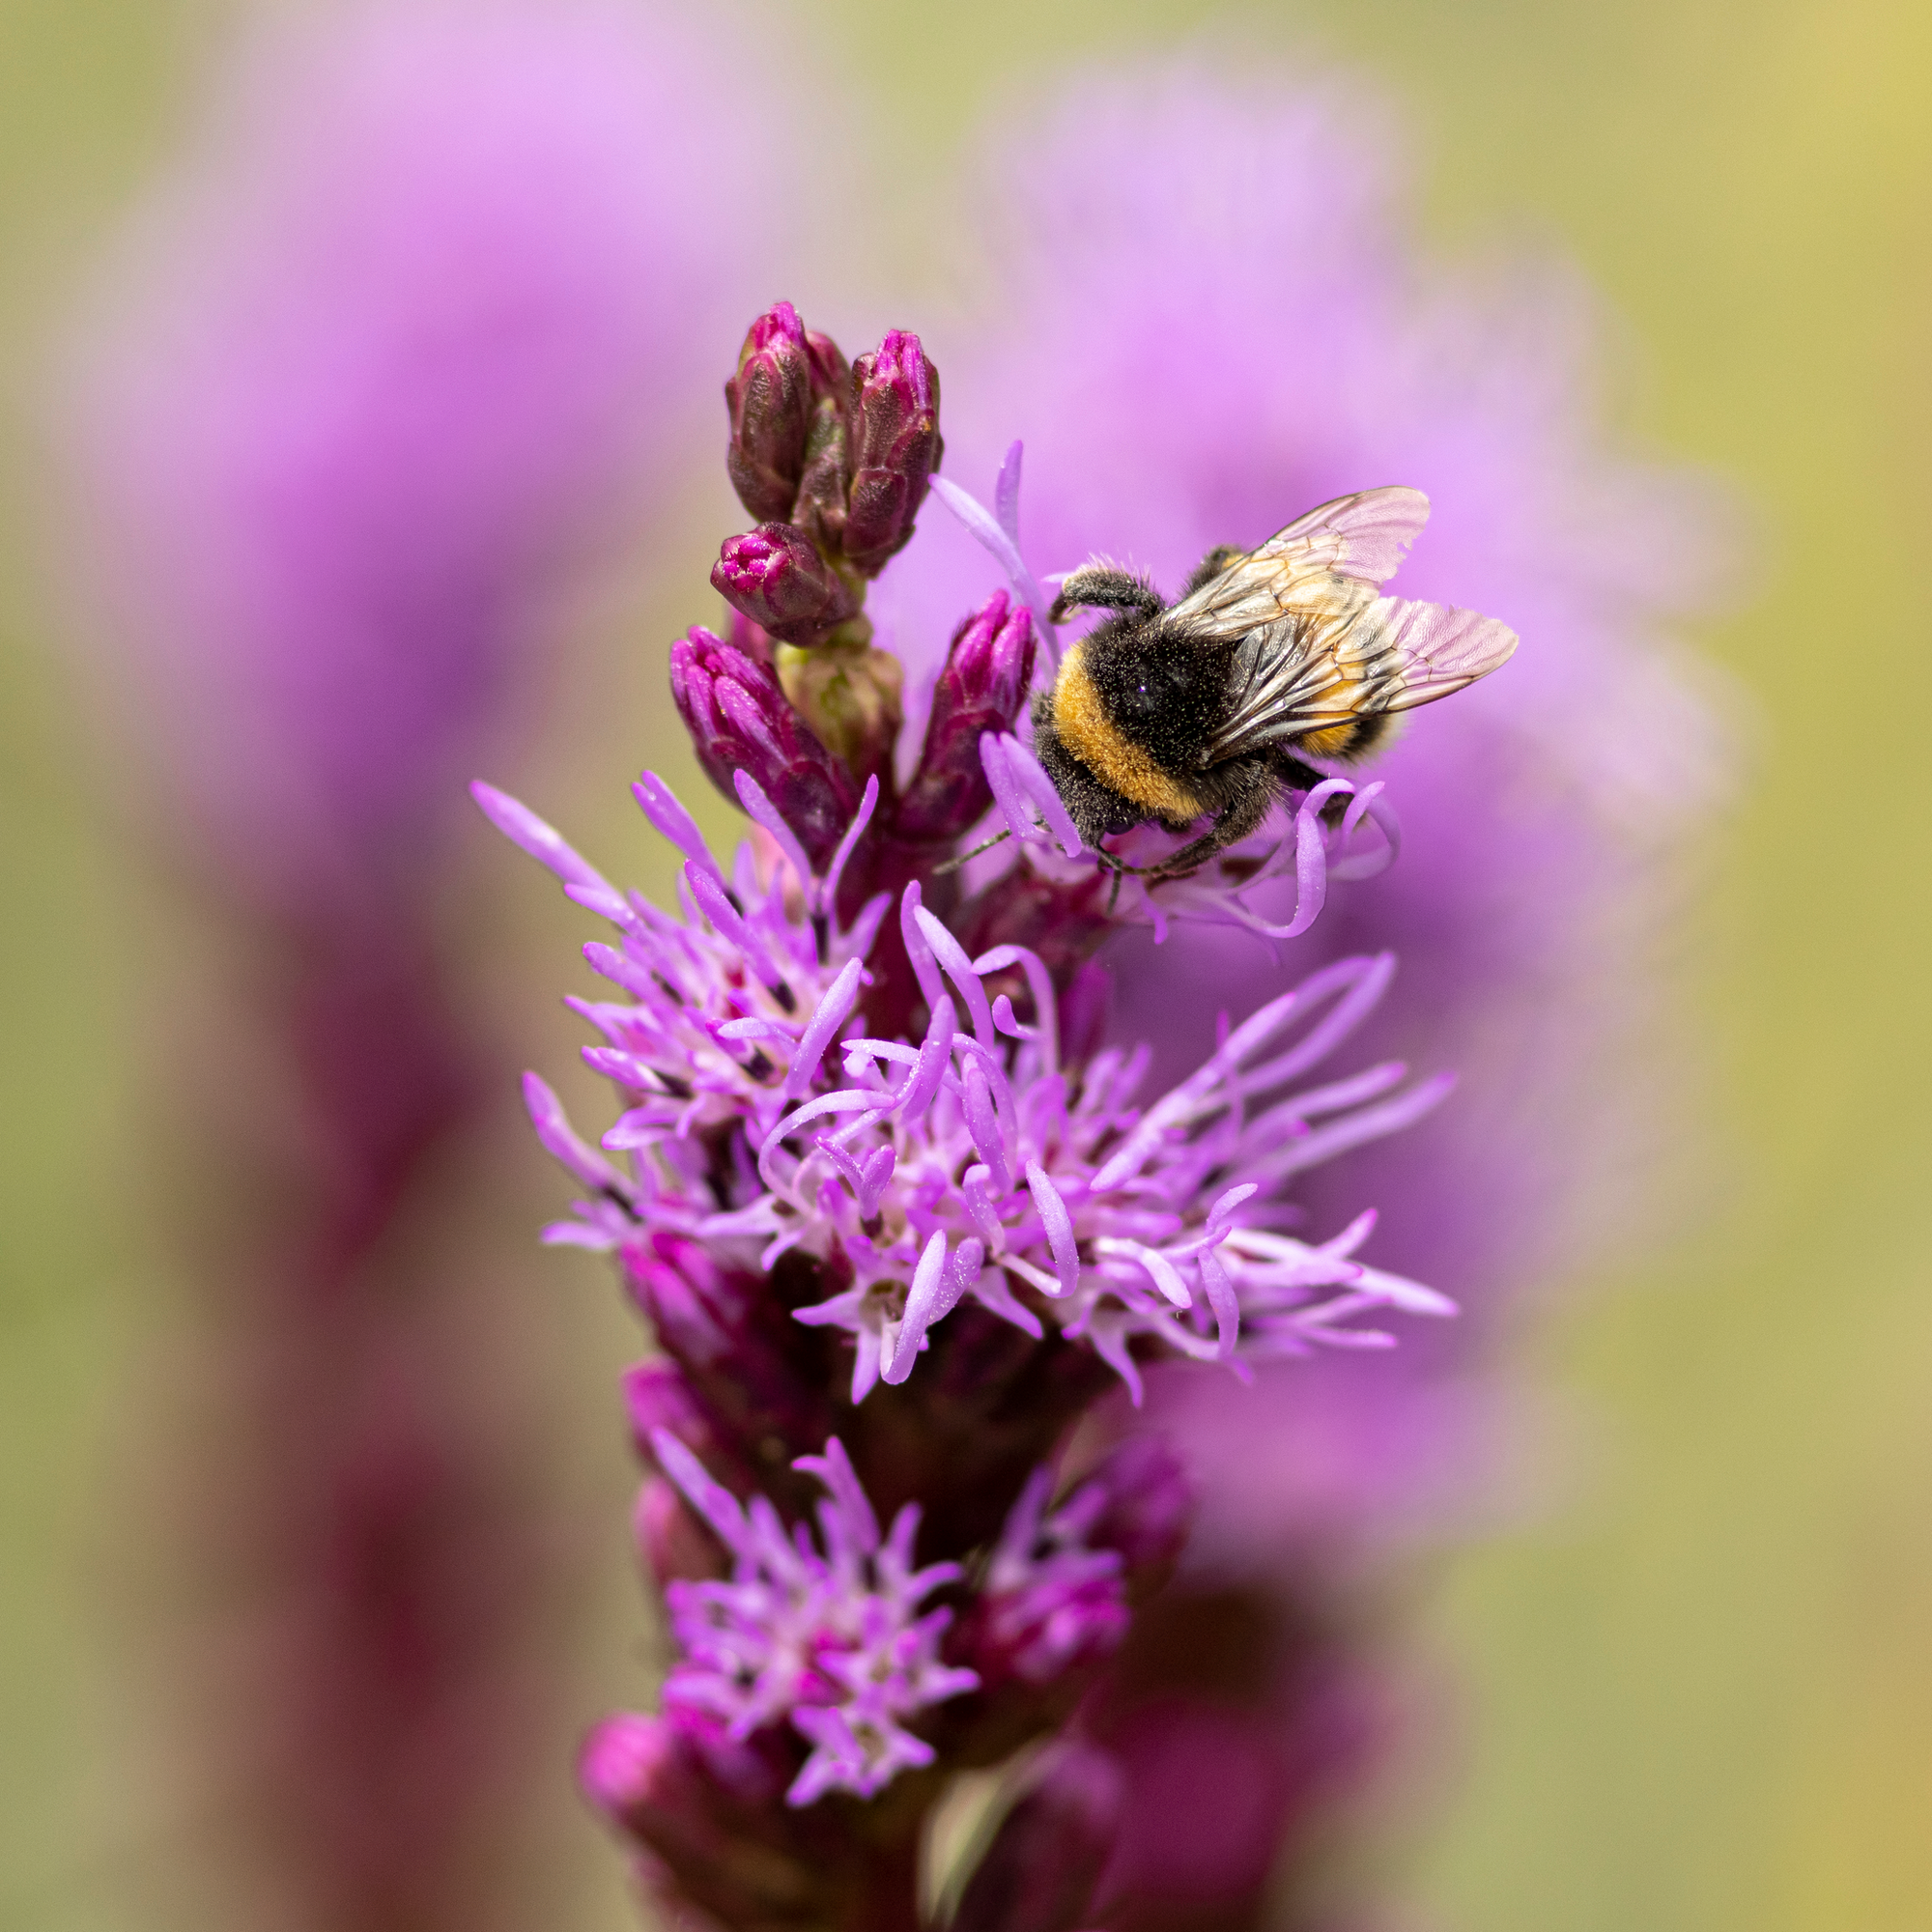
[650,1432,979,1804]
[475,766,1455,1411]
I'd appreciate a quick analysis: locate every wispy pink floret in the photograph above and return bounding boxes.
[649,1432,979,1805]
[476,771,1456,1408]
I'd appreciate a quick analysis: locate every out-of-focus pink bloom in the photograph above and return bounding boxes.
[58,8,789,1931]
[67,0,771,908]
[891,59,1734,1538]
[877,61,1736,1917]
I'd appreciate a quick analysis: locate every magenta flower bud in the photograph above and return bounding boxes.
[635,1476,726,1585]
[1081,1435,1194,1596]
[724,301,813,523]
[895,589,1037,842]
[952,1744,1124,1932]
[668,626,859,869]
[710,520,863,646]
[790,328,854,555]
[581,1710,808,1925]
[951,1465,1132,1695]
[840,328,943,575]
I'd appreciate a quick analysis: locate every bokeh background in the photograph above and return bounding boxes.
[3,1,1929,1929]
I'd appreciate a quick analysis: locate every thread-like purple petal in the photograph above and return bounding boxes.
[631,770,722,879]
[783,955,865,1097]
[791,1436,881,1552]
[472,781,615,895]
[649,1429,751,1559]
[913,902,996,1047]
[884,1231,950,1385]
[960,1055,1012,1194]
[899,882,948,1013]
[1025,1160,1079,1296]
[898,995,956,1122]
[821,773,879,917]
[523,1072,631,1198]
[683,861,784,989]
[929,472,1060,663]
[734,770,816,894]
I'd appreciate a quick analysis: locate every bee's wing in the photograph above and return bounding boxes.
[1164,486,1432,639]
[1198,594,1519,766]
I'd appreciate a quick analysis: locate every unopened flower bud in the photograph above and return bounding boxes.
[581,1711,810,1925]
[775,636,903,790]
[1081,1435,1194,1597]
[841,328,942,576]
[896,589,1036,842]
[724,301,813,522]
[669,626,859,869]
[711,522,864,647]
[791,329,852,555]
[951,1744,1124,1932]
[635,1476,726,1585]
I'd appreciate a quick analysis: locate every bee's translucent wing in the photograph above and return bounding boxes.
[1369,598,1520,712]
[1198,594,1518,766]
[1165,486,1432,640]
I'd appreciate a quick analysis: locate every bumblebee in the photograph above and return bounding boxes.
[1033,487,1518,877]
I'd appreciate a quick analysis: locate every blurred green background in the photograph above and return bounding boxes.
[4,1,1928,1928]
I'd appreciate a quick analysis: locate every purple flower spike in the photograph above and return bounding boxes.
[951,1743,1125,1932]
[668,625,858,868]
[896,590,1037,843]
[724,301,813,523]
[711,522,864,647]
[840,329,943,576]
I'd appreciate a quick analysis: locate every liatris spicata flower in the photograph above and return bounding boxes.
[476,275,1536,1925]
[60,7,784,1927]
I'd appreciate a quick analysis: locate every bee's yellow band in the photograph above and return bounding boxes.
[1053,645,1205,824]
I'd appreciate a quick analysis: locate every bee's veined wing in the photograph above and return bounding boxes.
[1370,597,1520,712]
[1197,593,1519,766]
[1164,486,1432,640]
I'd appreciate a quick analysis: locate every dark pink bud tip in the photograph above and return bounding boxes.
[668,625,858,867]
[711,522,863,646]
[895,589,1037,842]
[580,1713,674,1827]
[724,302,813,523]
[841,328,943,576]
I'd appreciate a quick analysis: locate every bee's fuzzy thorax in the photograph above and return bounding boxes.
[1050,640,1206,827]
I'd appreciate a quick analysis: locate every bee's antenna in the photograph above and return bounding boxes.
[933,828,1013,876]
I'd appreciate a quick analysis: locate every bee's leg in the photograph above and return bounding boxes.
[1048,566,1165,625]
[1272,748,1353,827]
[1180,544,1244,598]
[1146,767,1280,879]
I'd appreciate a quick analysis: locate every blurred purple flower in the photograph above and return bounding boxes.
[59,6,785,1929]
[66,0,768,907]
[894,56,1733,1538]
[881,60,1736,1921]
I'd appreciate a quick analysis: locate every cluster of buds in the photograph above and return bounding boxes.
[713,301,942,642]
[482,301,1467,1931]
[710,303,943,784]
